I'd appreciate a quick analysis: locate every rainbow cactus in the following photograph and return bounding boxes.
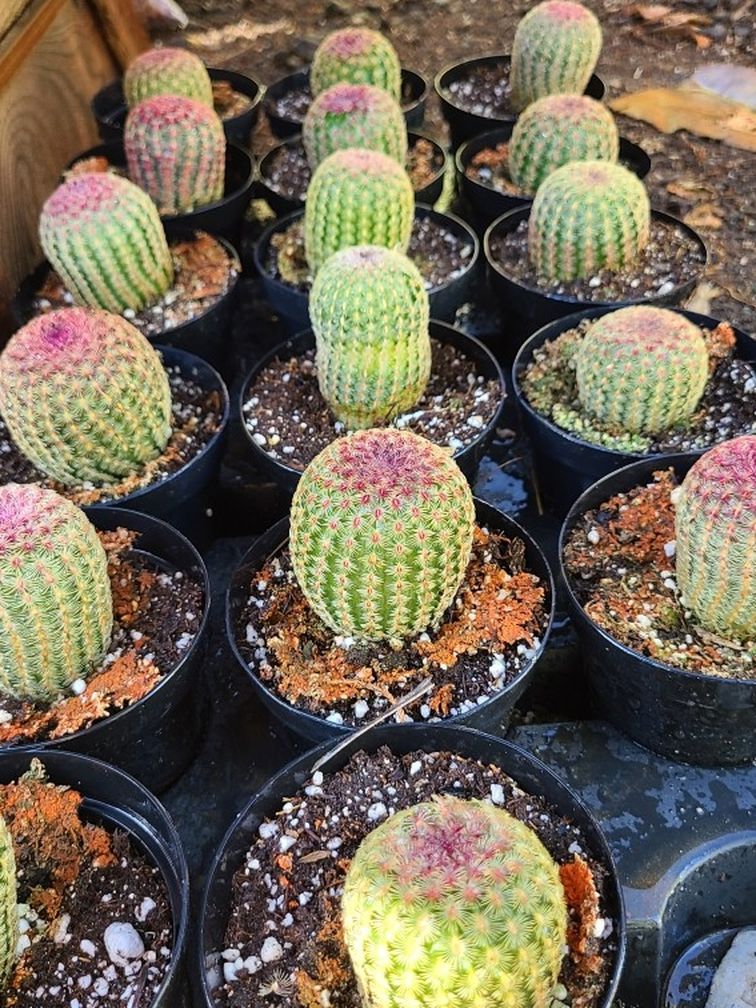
[39,173,173,313]
[311,28,401,100]
[509,94,619,194]
[0,484,113,702]
[510,0,603,113]
[303,83,407,168]
[0,308,172,486]
[289,429,475,641]
[674,435,756,643]
[529,161,650,281]
[125,95,226,215]
[342,795,567,1007]
[124,46,213,108]
[310,246,430,428]
[305,148,414,274]
[0,815,16,989]
[574,307,709,435]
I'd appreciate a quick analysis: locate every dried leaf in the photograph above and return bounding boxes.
[667,179,715,199]
[683,202,723,229]
[685,281,722,314]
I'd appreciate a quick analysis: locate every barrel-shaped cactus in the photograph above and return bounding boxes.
[575,307,709,435]
[675,436,756,643]
[125,95,226,215]
[124,46,213,108]
[311,27,401,100]
[303,83,407,168]
[0,484,113,702]
[0,308,172,486]
[529,161,650,281]
[305,148,414,274]
[343,795,567,1008]
[39,173,173,313]
[0,816,17,989]
[509,94,619,194]
[310,246,430,428]
[510,0,602,113]
[290,429,475,641]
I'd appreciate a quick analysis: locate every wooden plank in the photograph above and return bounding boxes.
[87,0,150,70]
[0,0,68,91]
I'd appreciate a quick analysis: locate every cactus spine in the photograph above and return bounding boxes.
[529,160,650,281]
[0,815,16,990]
[0,484,113,702]
[674,435,756,643]
[303,83,407,169]
[290,429,475,641]
[311,28,401,100]
[39,173,173,313]
[0,308,172,486]
[342,795,567,1008]
[124,46,213,108]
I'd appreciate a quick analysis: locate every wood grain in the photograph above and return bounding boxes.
[88,0,149,70]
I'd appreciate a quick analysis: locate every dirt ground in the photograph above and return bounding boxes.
[171,0,754,332]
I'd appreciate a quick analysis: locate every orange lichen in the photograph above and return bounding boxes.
[560,855,604,976]
[704,321,736,373]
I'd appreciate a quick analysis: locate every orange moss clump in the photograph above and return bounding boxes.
[560,855,604,976]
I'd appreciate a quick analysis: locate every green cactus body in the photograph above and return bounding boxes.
[509,94,619,194]
[674,435,756,643]
[303,83,407,169]
[289,429,475,641]
[0,815,16,989]
[304,148,414,274]
[510,0,602,113]
[311,28,401,100]
[124,95,226,215]
[342,795,568,1008]
[0,307,172,486]
[124,46,213,108]
[39,173,173,313]
[528,160,650,281]
[310,246,430,428]
[574,307,709,435]
[0,484,113,702]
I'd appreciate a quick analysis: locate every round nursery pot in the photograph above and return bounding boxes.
[195,723,625,1007]
[225,497,555,744]
[91,67,265,147]
[435,53,606,149]
[560,455,756,766]
[237,320,506,491]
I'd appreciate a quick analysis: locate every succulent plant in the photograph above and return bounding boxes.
[125,95,226,215]
[304,148,414,274]
[303,83,407,169]
[509,94,619,194]
[289,429,475,641]
[674,435,756,643]
[0,308,172,486]
[342,795,567,1007]
[529,160,651,281]
[39,173,173,313]
[124,46,213,108]
[0,815,16,989]
[311,27,401,100]
[0,484,113,702]
[574,307,709,435]
[510,0,602,113]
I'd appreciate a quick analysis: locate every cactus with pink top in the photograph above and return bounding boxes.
[303,83,407,168]
[311,27,402,100]
[124,46,213,108]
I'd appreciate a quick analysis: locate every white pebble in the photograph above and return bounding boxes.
[664,540,676,558]
[79,939,96,957]
[258,821,279,840]
[260,937,283,963]
[490,784,505,805]
[71,679,86,696]
[135,897,156,923]
[103,922,145,966]
[657,280,675,297]
[326,711,344,725]
[409,760,422,776]
[587,528,600,545]
[354,700,369,719]
[367,802,387,821]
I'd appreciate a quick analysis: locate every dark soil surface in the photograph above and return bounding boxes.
[443,61,515,119]
[266,73,424,123]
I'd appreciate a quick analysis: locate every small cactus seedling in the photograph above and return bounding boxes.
[529,160,650,281]
[0,484,113,702]
[311,27,401,100]
[0,815,16,989]
[303,83,407,168]
[304,148,414,274]
[674,435,756,643]
[574,307,709,435]
[509,94,619,194]
[0,307,172,486]
[289,429,475,641]
[124,46,213,108]
[125,95,226,215]
[39,173,173,313]
[510,0,602,113]
[342,795,567,1007]
[310,246,430,428]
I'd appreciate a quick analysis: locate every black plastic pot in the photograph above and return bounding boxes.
[0,748,189,1004]
[560,455,756,767]
[194,723,625,1006]
[435,54,606,149]
[512,306,754,513]
[91,67,265,147]
[226,497,554,744]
